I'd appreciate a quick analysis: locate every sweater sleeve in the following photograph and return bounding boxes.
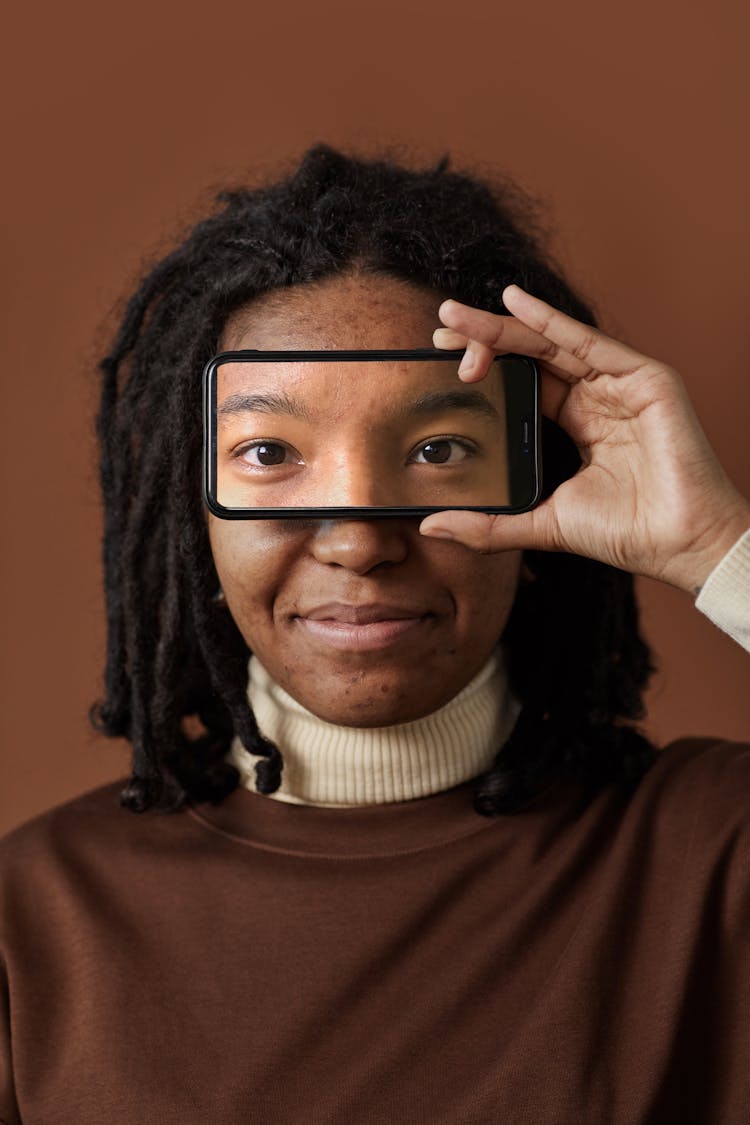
[695,527,750,653]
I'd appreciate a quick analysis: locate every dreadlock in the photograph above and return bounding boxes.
[89,142,657,816]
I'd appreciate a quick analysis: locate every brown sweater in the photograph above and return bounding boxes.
[1,737,749,1124]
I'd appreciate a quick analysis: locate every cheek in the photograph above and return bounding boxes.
[207,519,298,627]
[452,550,522,634]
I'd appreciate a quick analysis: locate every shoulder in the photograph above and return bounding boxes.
[655,738,750,933]
[0,779,130,862]
[0,778,209,951]
[1,777,126,847]
[573,737,750,881]
[0,777,194,888]
[646,736,750,820]
[0,781,128,947]
[631,737,750,893]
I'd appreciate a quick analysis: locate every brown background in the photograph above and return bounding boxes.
[1,0,748,835]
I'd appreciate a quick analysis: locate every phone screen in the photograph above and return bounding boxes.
[203,349,540,518]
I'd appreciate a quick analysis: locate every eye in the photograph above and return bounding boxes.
[410,437,476,465]
[233,440,302,468]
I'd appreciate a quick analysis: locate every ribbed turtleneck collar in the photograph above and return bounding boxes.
[227,651,520,807]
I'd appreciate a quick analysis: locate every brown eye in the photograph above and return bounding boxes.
[253,443,287,465]
[420,441,453,464]
[411,438,475,465]
[234,440,297,468]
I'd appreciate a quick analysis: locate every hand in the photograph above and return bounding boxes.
[420,284,750,594]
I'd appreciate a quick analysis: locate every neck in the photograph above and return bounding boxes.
[228,652,520,807]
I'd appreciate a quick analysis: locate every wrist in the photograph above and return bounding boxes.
[667,496,750,595]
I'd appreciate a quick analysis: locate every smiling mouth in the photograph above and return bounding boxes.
[294,603,436,652]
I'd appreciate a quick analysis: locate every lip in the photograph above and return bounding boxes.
[294,603,436,652]
[301,602,432,625]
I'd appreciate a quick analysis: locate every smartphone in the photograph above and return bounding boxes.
[203,348,541,519]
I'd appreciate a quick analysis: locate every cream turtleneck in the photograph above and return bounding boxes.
[227,651,521,807]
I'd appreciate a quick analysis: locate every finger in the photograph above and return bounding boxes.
[432,327,467,349]
[456,355,570,421]
[439,298,549,353]
[501,285,653,378]
[440,296,655,385]
[436,324,570,420]
[431,327,495,381]
[439,299,590,381]
[457,339,495,381]
[419,505,558,554]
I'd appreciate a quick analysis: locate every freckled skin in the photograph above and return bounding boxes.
[207,273,521,727]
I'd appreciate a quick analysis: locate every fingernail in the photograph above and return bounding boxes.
[503,283,531,301]
[457,352,473,377]
[421,525,455,541]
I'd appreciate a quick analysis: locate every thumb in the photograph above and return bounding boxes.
[419,506,558,553]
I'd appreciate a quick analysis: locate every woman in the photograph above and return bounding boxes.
[1,145,748,1123]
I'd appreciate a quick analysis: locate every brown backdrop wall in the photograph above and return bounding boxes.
[2,0,748,834]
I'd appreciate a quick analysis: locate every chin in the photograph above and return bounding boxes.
[295,680,447,729]
[313,706,429,729]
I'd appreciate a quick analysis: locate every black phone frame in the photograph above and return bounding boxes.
[202,348,541,519]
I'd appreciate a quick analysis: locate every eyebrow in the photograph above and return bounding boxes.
[406,390,500,422]
[217,387,500,422]
[218,391,314,421]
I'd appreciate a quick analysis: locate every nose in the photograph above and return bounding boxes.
[310,518,411,573]
[319,456,396,509]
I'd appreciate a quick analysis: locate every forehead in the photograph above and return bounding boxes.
[220,272,442,352]
[217,275,502,427]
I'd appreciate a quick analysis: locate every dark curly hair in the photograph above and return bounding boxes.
[90,142,657,816]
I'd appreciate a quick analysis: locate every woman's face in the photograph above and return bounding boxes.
[207,272,521,726]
